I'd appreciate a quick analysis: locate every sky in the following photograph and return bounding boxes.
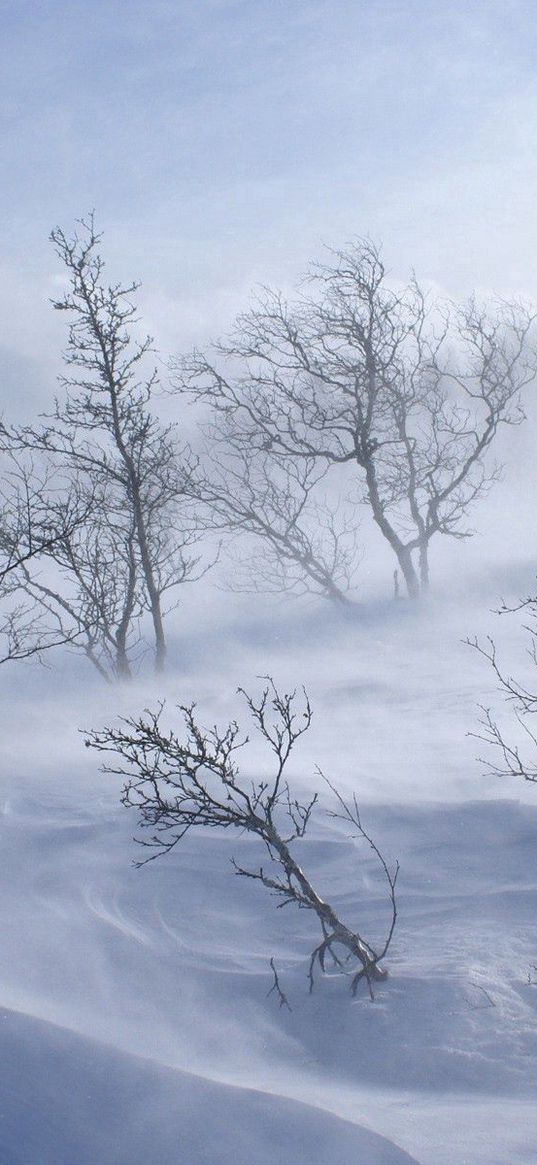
[4,0,537,385]
[4,16,537,1160]
[2,0,537,583]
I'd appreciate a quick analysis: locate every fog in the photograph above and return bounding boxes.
[2,584,537,1163]
[3,3,537,1163]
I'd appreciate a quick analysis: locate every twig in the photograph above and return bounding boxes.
[267,957,292,1010]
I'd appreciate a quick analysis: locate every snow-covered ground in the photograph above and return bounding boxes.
[2,567,537,1165]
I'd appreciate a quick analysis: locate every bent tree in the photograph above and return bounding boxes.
[87,680,398,997]
[175,240,536,598]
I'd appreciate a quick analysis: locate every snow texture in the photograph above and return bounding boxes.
[1,577,537,1164]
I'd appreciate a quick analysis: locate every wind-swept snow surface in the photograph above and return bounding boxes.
[0,1008,420,1165]
[1,581,537,1164]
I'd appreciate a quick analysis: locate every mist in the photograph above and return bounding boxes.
[2,4,537,1164]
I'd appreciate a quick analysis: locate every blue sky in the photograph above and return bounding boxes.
[3,0,537,410]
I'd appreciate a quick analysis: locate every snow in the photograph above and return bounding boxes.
[1,572,537,1164]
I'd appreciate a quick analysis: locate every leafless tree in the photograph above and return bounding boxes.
[0,451,89,663]
[470,594,537,783]
[86,680,398,997]
[13,215,205,676]
[174,240,536,598]
[192,448,361,604]
[15,489,142,681]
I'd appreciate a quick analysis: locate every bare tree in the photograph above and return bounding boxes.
[0,451,89,663]
[13,215,205,676]
[192,449,361,604]
[86,680,398,997]
[15,490,142,681]
[175,240,536,598]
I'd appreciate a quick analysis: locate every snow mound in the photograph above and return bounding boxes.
[0,1008,419,1165]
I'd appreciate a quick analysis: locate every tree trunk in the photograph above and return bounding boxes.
[364,456,421,600]
[114,535,136,680]
[396,547,421,600]
[133,511,166,674]
[264,822,379,975]
[107,388,167,675]
[419,541,430,592]
[115,647,132,680]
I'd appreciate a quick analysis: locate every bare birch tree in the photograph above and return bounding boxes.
[0,451,88,663]
[14,215,205,676]
[86,680,398,997]
[175,240,536,598]
[192,449,361,604]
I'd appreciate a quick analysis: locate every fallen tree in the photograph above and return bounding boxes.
[86,680,398,997]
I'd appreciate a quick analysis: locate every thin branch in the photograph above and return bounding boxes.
[267,958,292,1010]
